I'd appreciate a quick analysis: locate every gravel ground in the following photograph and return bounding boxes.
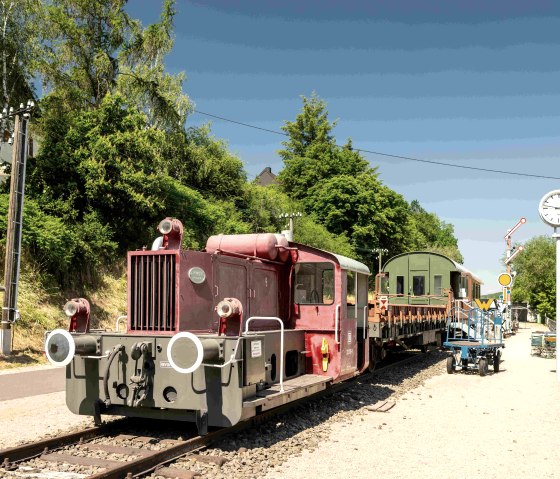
[1,323,557,479]
[0,391,93,450]
[265,323,560,479]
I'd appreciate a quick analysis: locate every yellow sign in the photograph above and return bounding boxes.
[475,298,494,311]
[498,273,512,287]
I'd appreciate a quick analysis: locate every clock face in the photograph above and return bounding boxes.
[539,190,560,227]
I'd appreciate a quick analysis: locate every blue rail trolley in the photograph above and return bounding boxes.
[444,306,504,376]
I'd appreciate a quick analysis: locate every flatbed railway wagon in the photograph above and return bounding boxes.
[368,251,483,365]
[45,219,376,434]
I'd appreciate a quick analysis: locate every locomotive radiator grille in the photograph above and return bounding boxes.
[129,253,177,332]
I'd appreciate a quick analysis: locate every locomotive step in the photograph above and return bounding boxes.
[243,374,332,412]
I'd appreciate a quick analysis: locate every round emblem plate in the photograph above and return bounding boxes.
[188,267,206,284]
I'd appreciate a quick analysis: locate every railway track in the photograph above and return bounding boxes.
[0,350,433,479]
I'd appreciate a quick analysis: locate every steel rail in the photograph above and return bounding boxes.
[0,420,126,465]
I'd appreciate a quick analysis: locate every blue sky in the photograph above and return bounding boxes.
[130,0,560,294]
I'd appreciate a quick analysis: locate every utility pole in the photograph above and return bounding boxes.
[372,248,388,274]
[0,101,34,355]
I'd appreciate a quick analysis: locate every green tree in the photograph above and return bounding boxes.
[277,93,370,200]
[510,236,555,319]
[409,200,463,263]
[37,0,189,127]
[278,93,419,266]
[0,0,39,110]
[166,124,247,201]
[117,0,191,131]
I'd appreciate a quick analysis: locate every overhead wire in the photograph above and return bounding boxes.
[193,108,560,180]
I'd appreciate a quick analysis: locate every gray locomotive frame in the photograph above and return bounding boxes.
[66,329,306,434]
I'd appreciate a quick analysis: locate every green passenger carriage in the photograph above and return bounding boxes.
[379,251,482,306]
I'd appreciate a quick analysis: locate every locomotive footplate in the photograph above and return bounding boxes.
[242,374,332,416]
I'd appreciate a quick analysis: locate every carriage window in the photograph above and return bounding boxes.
[379,274,389,294]
[396,276,404,295]
[294,262,334,305]
[473,283,480,299]
[413,276,425,296]
[434,275,442,295]
[459,275,468,298]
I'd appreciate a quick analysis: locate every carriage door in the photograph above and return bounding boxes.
[409,255,429,305]
[340,270,358,375]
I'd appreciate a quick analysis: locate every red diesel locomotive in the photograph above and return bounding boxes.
[45,218,445,434]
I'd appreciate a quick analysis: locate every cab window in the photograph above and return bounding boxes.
[347,271,356,318]
[294,262,334,305]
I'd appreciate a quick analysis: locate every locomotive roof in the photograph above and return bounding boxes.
[383,251,483,284]
[332,253,371,275]
[292,242,370,275]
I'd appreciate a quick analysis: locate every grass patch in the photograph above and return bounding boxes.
[0,262,127,369]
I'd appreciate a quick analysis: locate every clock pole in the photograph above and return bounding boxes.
[538,190,560,382]
[555,226,560,382]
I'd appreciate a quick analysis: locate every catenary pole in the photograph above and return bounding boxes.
[1,103,33,355]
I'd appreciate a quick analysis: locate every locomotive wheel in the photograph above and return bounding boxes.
[478,358,488,377]
[368,356,376,372]
[368,343,378,372]
[446,356,455,374]
[493,354,500,373]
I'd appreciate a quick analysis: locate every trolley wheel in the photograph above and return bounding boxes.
[493,354,500,373]
[479,358,488,377]
[446,356,455,374]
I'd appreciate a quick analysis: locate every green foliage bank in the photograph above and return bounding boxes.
[0,1,464,354]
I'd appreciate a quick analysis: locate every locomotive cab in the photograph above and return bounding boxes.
[291,245,371,380]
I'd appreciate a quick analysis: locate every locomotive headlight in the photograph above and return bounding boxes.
[158,218,173,235]
[64,300,79,317]
[216,300,233,318]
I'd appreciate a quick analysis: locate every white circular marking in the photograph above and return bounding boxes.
[166,332,204,374]
[45,329,75,367]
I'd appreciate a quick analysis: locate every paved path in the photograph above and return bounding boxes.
[0,366,65,401]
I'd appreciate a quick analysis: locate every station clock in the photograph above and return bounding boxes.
[538,190,560,227]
